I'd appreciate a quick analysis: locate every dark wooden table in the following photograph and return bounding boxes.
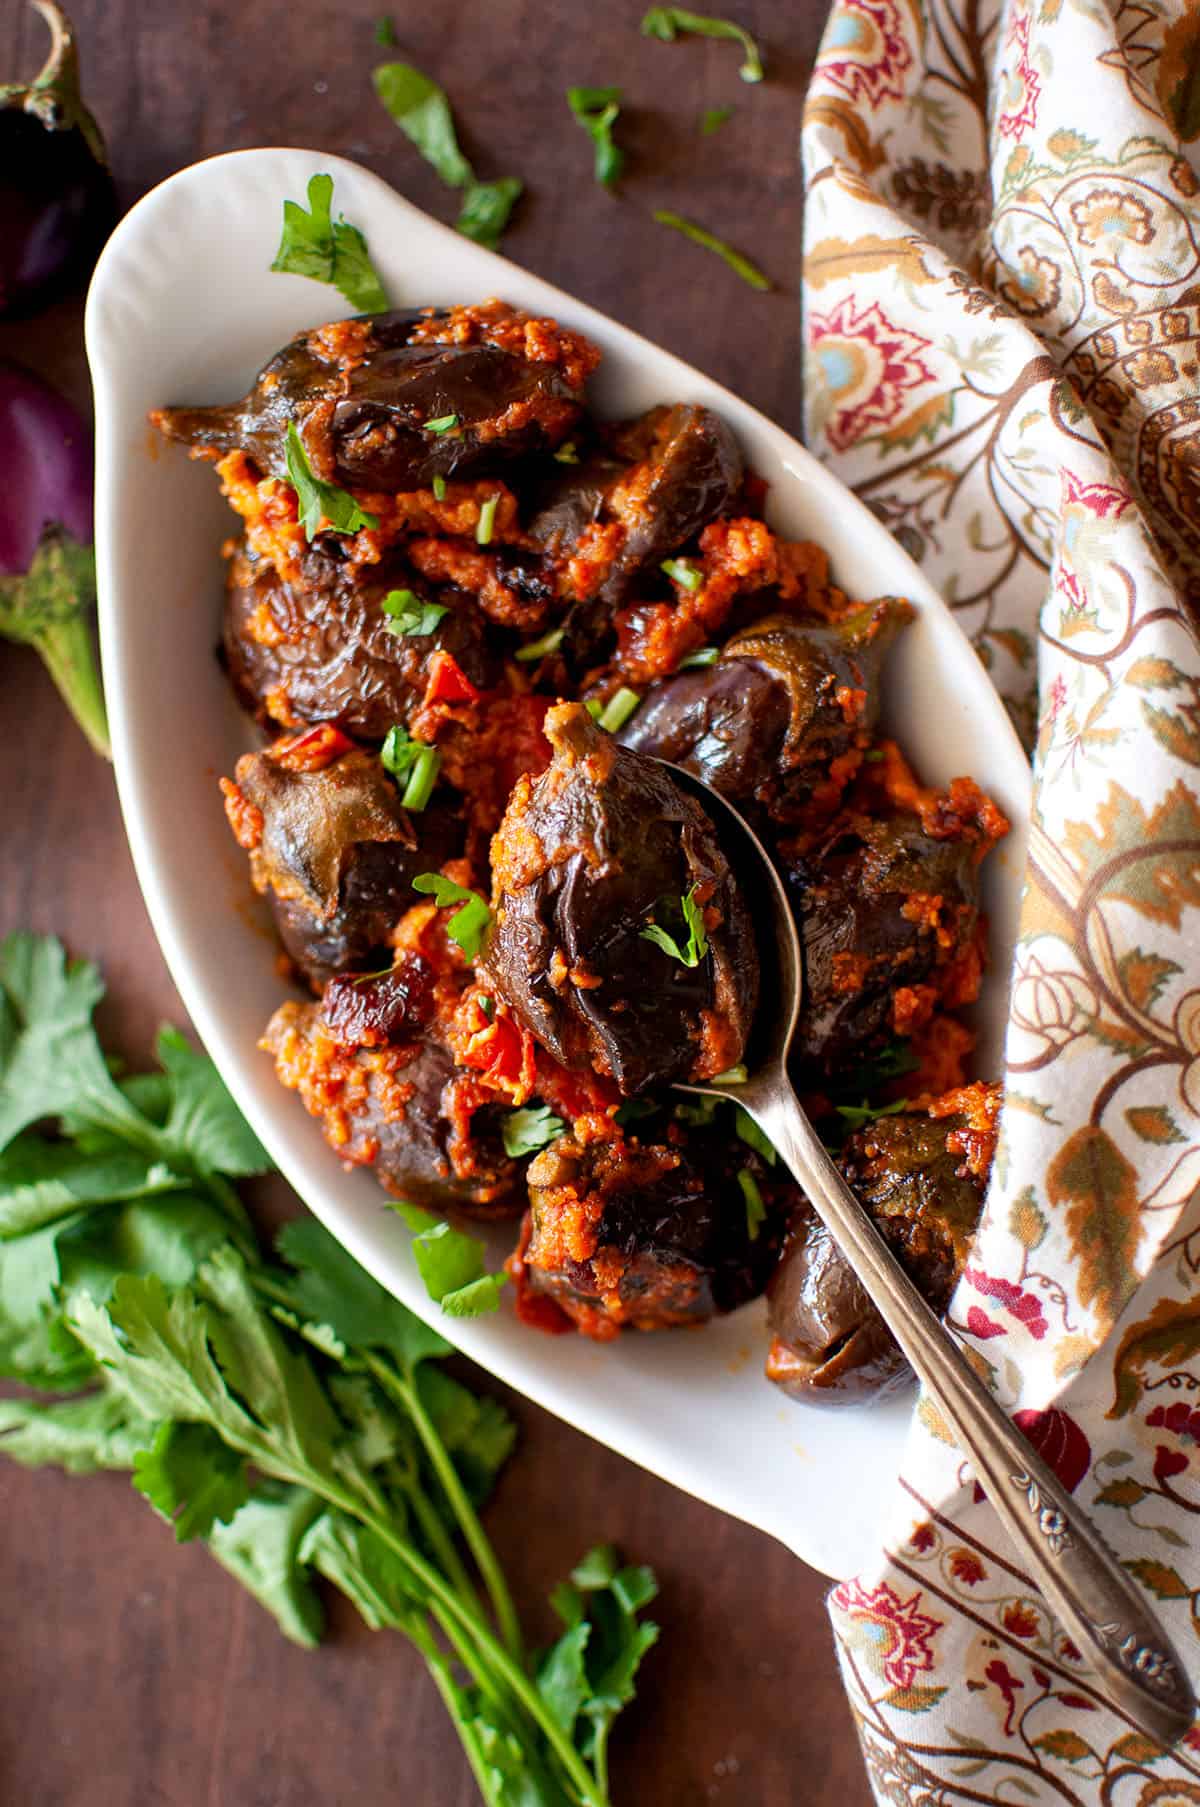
[0,3,876,1801]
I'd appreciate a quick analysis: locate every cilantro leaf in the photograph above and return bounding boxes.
[0,1131,182,1237]
[206,1482,326,1648]
[373,61,473,187]
[501,1105,565,1159]
[381,589,448,637]
[411,873,492,958]
[456,177,524,251]
[834,1096,912,1132]
[652,209,770,290]
[639,886,709,967]
[700,104,733,134]
[284,423,379,541]
[641,8,765,82]
[566,86,625,187]
[132,1419,251,1541]
[300,1509,425,1629]
[154,1027,271,1178]
[275,1216,452,1370]
[393,1205,506,1317]
[415,1365,516,1507]
[270,172,389,312]
[0,1219,96,1389]
[540,1544,660,1782]
[539,1621,592,1732]
[0,1386,158,1474]
[373,16,397,47]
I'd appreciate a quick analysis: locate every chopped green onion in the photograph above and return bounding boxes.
[596,687,641,733]
[476,494,499,546]
[515,626,565,663]
[678,646,719,669]
[554,441,581,464]
[382,589,449,637]
[641,8,765,83]
[673,1093,723,1129]
[425,414,460,435]
[432,474,447,500]
[700,105,733,135]
[713,1063,748,1085]
[735,1108,776,1166]
[640,885,708,967]
[585,699,604,721]
[479,994,495,1019]
[652,210,770,291]
[400,744,441,812]
[661,558,703,592]
[738,1168,766,1240]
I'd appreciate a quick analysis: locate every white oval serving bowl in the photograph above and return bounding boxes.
[87,146,1031,1581]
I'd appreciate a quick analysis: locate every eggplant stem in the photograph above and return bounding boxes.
[0,525,110,758]
[0,0,108,165]
[31,608,111,758]
[30,0,76,92]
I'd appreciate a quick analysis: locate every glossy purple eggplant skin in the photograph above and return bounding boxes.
[766,1102,990,1405]
[0,3,116,318]
[0,359,92,572]
[480,702,758,1094]
[528,404,743,676]
[619,600,912,824]
[231,742,461,989]
[152,307,585,492]
[524,1127,781,1330]
[222,542,499,740]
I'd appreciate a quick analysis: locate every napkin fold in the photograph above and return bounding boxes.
[801,0,1200,1791]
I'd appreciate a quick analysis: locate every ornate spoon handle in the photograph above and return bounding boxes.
[751,1081,1195,1747]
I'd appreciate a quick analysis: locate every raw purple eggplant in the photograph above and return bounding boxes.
[0,361,108,755]
[0,1,116,317]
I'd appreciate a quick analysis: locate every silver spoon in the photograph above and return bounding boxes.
[664,760,1196,1747]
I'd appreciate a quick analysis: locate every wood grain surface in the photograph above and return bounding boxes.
[0,3,878,1801]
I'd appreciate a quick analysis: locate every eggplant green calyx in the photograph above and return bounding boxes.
[1,1,108,164]
[0,522,109,756]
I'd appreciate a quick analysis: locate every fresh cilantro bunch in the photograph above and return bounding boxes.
[0,934,657,1806]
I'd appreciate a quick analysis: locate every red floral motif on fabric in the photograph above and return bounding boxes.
[828,1580,942,1688]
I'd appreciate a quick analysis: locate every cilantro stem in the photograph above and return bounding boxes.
[409,1610,506,1807]
[401,1469,481,1612]
[363,1349,524,1663]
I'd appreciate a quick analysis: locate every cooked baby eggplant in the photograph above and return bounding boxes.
[522,1128,780,1337]
[222,731,460,987]
[619,601,912,824]
[222,541,496,739]
[152,303,593,491]
[481,701,757,1093]
[766,1083,1000,1404]
[529,404,743,674]
[781,799,991,1072]
[264,992,521,1216]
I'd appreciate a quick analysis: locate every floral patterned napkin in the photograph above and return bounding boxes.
[801,0,1200,1793]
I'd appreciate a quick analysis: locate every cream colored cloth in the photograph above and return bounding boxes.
[802,0,1200,1792]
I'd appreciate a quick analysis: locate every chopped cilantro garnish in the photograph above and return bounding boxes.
[456,177,524,251]
[515,625,565,663]
[478,994,495,1019]
[678,646,719,669]
[641,8,765,82]
[381,589,449,637]
[652,210,770,290]
[425,413,460,435]
[596,687,641,733]
[701,105,733,134]
[738,1167,766,1239]
[391,1204,506,1315]
[373,16,397,45]
[501,1106,566,1159]
[614,1096,662,1128]
[567,86,625,188]
[476,494,499,546]
[661,557,703,592]
[735,1107,776,1166]
[380,726,441,811]
[432,474,447,500]
[412,873,492,958]
[640,886,709,967]
[270,173,389,312]
[554,441,581,464]
[284,424,379,541]
[373,62,522,251]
